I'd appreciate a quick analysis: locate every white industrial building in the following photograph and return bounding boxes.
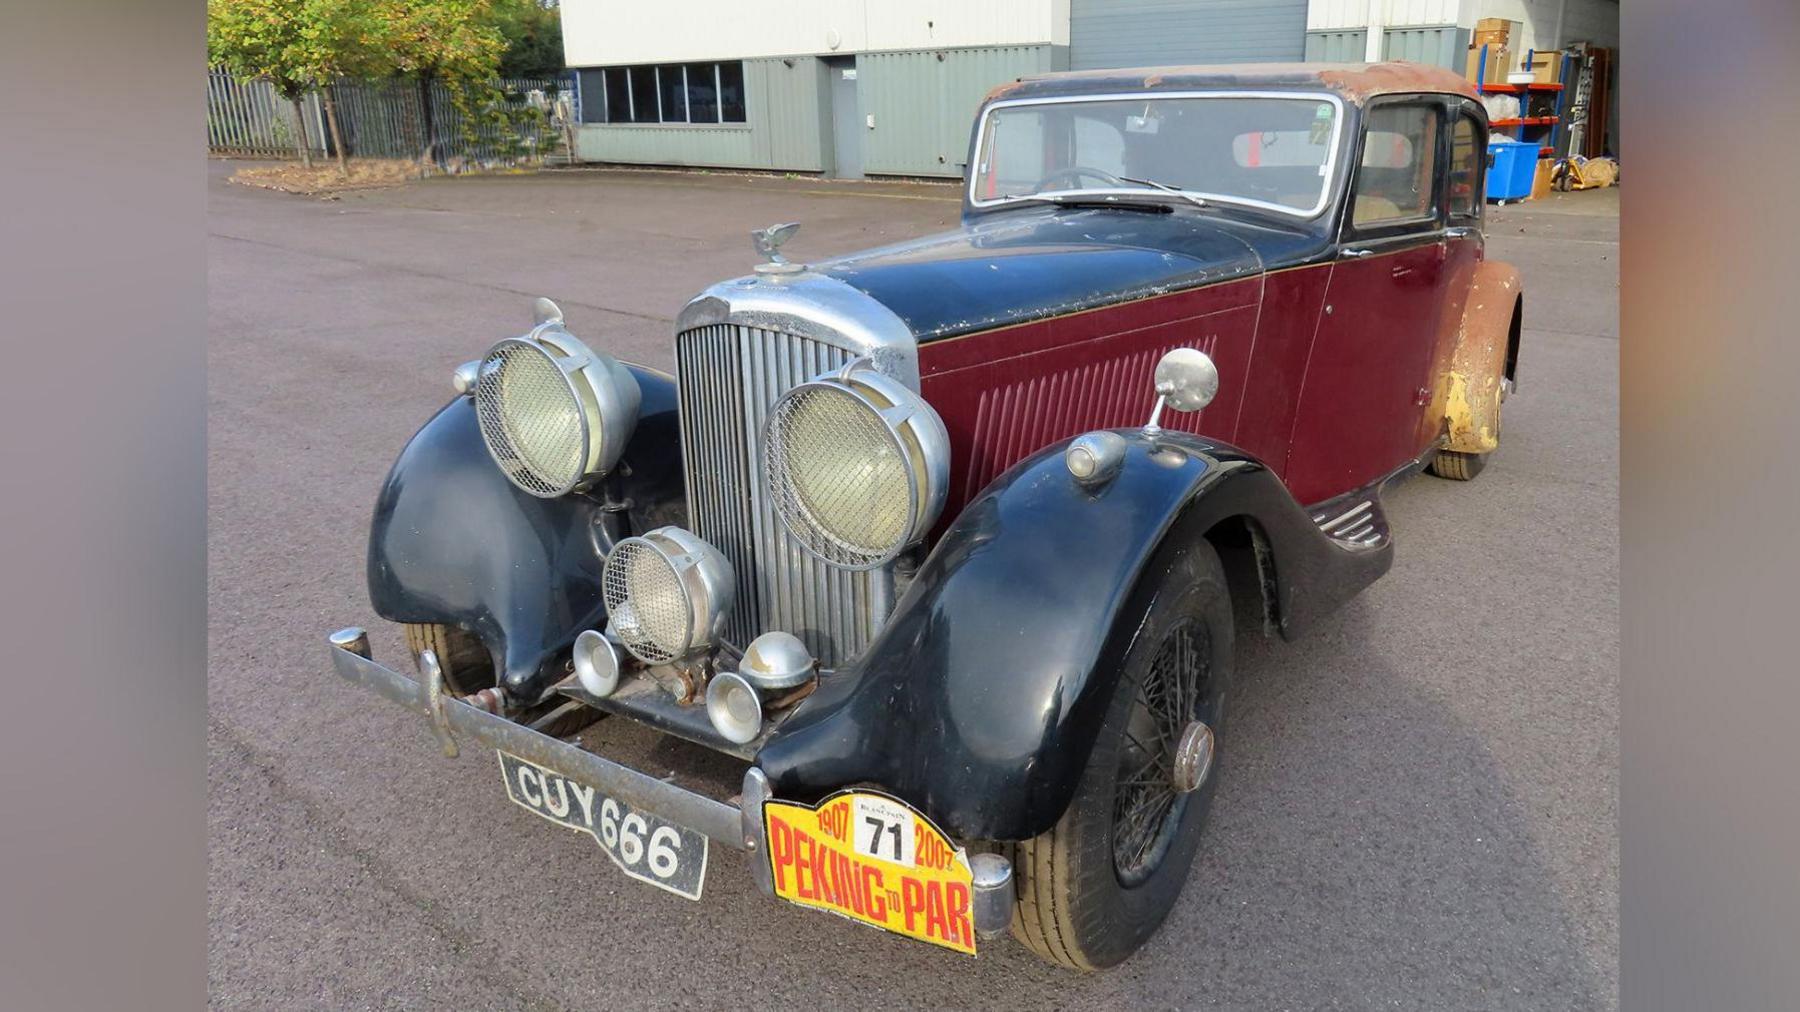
[559,0,1618,178]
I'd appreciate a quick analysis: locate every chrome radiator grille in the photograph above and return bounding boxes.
[676,323,884,667]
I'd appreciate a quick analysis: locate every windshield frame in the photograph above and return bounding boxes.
[967,90,1349,220]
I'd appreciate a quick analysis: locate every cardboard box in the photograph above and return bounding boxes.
[1465,43,1510,85]
[1530,157,1554,200]
[1473,17,1517,46]
[1524,50,1561,84]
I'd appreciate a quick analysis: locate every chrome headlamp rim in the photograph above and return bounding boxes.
[761,364,949,571]
[473,322,640,499]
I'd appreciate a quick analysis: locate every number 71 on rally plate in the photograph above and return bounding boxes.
[763,790,980,955]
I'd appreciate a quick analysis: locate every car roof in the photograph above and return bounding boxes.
[985,60,1480,106]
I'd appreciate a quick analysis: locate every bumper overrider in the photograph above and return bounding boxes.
[325,629,1015,951]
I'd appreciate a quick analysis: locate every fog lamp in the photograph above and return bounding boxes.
[600,527,733,664]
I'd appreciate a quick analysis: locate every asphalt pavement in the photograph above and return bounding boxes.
[207,161,1618,1009]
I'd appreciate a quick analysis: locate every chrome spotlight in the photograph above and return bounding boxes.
[705,671,764,745]
[739,631,815,692]
[762,361,950,570]
[600,527,734,665]
[572,629,622,698]
[472,302,641,498]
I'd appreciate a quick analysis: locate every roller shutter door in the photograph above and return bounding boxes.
[1070,0,1308,70]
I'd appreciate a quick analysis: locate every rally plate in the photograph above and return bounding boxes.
[764,790,978,955]
[498,751,708,900]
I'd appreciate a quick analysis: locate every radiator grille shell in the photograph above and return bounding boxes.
[676,323,889,667]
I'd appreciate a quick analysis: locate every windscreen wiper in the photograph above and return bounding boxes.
[1115,175,1209,208]
[992,193,1173,213]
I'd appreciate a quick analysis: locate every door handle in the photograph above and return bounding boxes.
[1339,248,1374,258]
[1445,226,1475,238]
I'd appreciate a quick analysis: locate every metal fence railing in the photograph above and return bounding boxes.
[207,72,325,159]
[207,70,567,166]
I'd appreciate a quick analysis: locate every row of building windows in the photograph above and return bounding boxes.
[577,62,747,125]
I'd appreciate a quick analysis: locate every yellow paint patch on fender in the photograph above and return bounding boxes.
[1441,259,1521,455]
[1444,370,1500,453]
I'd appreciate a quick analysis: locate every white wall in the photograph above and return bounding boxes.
[1308,0,1461,31]
[562,0,1067,67]
[1555,0,1619,49]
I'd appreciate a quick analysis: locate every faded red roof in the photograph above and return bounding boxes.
[986,61,1479,105]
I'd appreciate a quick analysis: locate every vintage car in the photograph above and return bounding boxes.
[328,62,1520,969]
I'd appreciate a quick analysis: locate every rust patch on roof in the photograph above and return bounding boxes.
[1314,62,1479,101]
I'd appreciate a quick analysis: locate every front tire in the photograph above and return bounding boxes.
[1010,537,1233,970]
[401,622,495,695]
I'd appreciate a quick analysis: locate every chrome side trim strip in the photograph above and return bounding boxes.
[1315,500,1373,533]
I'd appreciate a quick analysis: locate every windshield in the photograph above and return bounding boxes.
[970,93,1344,216]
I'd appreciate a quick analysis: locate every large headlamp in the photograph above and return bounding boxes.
[472,319,640,498]
[762,362,949,570]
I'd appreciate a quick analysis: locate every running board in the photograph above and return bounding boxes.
[1310,497,1390,549]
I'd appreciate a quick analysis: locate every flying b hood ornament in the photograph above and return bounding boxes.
[751,222,805,274]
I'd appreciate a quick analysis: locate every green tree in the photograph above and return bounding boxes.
[381,0,508,164]
[207,0,319,167]
[295,0,392,173]
[494,0,563,80]
[208,0,393,174]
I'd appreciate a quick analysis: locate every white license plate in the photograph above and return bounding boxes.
[498,751,708,900]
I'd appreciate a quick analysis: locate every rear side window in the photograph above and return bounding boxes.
[1351,104,1440,228]
[1448,113,1482,218]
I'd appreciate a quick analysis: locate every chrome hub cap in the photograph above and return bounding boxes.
[1171,720,1216,794]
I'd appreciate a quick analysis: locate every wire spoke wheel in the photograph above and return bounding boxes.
[1112,618,1213,887]
[1011,538,1232,971]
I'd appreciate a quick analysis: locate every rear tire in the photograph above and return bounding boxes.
[401,622,495,696]
[1010,537,1232,970]
[1429,449,1488,480]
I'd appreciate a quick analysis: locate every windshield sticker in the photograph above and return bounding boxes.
[1310,103,1333,144]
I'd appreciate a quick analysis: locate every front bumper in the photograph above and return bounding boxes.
[328,626,1014,941]
[326,627,776,894]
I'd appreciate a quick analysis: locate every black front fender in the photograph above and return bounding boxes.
[365,366,682,702]
[756,431,1390,841]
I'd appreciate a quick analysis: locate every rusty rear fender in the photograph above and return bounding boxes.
[1442,259,1522,455]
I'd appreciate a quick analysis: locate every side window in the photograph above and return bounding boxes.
[1448,112,1483,218]
[1351,103,1440,229]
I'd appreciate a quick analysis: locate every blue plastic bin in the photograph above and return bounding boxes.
[1486,139,1537,201]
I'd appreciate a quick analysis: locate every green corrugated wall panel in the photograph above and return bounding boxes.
[757,57,826,170]
[573,57,824,171]
[1304,29,1367,63]
[858,45,1056,178]
[1382,26,1462,70]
